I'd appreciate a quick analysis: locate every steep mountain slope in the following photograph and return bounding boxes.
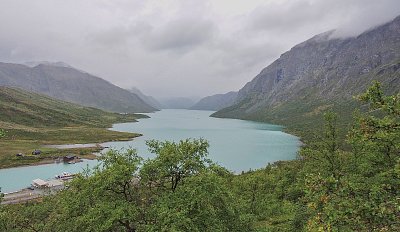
[190,91,237,111]
[0,62,156,113]
[213,15,400,137]
[129,87,162,109]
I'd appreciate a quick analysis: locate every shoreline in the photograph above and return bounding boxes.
[0,134,141,170]
[0,153,99,170]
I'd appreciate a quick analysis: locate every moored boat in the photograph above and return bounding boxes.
[55,172,75,180]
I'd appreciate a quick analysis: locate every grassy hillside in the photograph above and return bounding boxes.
[0,87,146,168]
[213,90,360,142]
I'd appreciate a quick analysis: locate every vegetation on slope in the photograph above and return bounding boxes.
[1,82,398,231]
[213,66,399,143]
[0,62,157,113]
[213,16,400,141]
[0,87,146,168]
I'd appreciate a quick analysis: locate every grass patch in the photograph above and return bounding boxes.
[0,87,146,168]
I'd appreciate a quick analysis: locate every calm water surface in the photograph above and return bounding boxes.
[0,109,300,193]
[103,109,300,171]
[0,160,97,193]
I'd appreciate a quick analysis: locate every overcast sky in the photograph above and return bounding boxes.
[1,0,399,99]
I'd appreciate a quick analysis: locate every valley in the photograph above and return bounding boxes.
[0,2,399,231]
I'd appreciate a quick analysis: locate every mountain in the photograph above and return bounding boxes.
[128,87,162,109]
[0,87,142,128]
[213,15,400,137]
[160,97,197,109]
[190,91,238,111]
[0,62,157,113]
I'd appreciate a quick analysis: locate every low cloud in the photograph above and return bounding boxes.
[142,18,216,53]
[0,0,399,98]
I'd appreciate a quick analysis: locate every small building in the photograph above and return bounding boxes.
[63,155,77,163]
[32,179,48,188]
[32,149,41,155]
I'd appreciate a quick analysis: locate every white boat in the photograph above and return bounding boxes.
[55,172,75,180]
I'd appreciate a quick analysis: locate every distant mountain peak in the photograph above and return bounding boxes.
[191,91,238,111]
[128,87,162,109]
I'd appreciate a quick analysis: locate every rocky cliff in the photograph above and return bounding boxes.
[213,16,400,134]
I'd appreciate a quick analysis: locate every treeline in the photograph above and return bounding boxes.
[0,82,399,231]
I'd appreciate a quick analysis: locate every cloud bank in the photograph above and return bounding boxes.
[0,0,399,98]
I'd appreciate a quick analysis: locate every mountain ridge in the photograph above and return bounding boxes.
[190,91,238,111]
[212,15,400,138]
[128,87,163,109]
[0,62,157,113]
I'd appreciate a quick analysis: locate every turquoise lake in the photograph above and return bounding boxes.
[0,109,300,193]
[104,109,300,171]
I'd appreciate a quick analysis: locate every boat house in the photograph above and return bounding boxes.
[32,179,48,188]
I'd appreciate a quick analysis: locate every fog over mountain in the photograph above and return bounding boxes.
[213,15,400,131]
[0,0,399,99]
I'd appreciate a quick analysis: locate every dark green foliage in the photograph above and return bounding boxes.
[301,82,400,231]
[143,139,211,192]
[0,82,398,231]
[225,81,399,231]
[0,139,252,232]
[300,111,343,178]
[153,172,249,232]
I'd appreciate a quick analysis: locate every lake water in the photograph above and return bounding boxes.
[103,109,300,171]
[0,160,98,193]
[0,109,300,193]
